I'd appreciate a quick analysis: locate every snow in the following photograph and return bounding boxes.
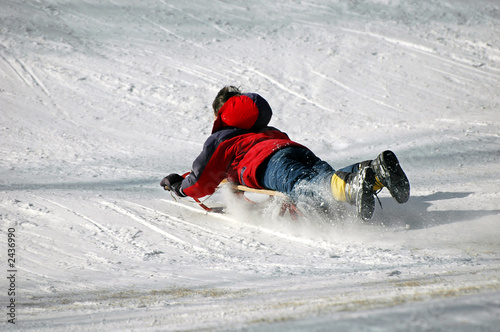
[1,0,499,330]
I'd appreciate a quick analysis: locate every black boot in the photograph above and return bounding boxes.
[371,150,410,203]
[344,167,376,221]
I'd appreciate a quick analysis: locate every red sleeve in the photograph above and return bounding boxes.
[180,130,241,198]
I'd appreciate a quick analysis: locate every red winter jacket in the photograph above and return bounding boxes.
[179,93,304,198]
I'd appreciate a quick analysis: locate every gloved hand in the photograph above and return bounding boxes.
[160,173,185,196]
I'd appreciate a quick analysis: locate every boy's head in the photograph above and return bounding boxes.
[212,86,242,116]
[210,88,273,134]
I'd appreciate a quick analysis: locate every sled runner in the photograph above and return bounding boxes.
[165,173,303,219]
[220,180,303,220]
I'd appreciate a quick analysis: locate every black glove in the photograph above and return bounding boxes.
[160,173,185,196]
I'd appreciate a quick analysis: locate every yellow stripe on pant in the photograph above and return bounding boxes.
[330,174,347,202]
[331,173,384,203]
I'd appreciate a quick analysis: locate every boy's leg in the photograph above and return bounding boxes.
[258,147,374,220]
[335,151,410,203]
[258,147,333,195]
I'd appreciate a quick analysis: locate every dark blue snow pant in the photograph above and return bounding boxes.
[257,147,361,199]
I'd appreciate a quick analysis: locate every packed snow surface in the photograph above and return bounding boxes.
[1,0,500,330]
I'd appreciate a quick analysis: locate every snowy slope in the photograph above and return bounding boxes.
[1,0,499,330]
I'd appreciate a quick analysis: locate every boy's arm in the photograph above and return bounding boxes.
[180,141,229,198]
[161,132,234,199]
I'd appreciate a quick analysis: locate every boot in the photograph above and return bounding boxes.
[371,150,410,203]
[333,166,375,221]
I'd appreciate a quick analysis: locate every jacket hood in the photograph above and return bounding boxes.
[211,93,272,133]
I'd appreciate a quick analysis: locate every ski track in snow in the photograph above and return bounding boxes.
[1,0,500,330]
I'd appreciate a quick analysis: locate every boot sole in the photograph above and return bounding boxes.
[376,150,410,204]
[357,167,376,221]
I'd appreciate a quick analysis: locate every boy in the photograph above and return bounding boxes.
[161,86,410,220]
